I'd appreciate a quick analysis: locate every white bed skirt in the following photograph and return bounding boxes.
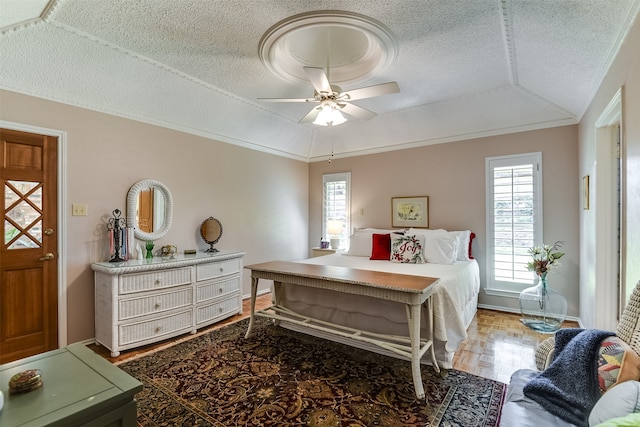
[277,290,477,369]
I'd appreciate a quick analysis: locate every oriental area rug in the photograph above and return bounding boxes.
[118,317,505,426]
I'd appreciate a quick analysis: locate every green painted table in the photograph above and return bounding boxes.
[0,343,142,427]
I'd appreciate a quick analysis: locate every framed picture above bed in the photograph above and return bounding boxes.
[391,196,429,228]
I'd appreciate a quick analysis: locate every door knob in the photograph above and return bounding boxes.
[39,253,54,261]
[44,229,54,235]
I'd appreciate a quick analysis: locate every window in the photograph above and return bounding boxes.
[486,153,542,295]
[322,172,350,249]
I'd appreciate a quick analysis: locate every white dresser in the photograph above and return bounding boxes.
[92,251,244,357]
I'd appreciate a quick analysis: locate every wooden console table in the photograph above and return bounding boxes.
[0,342,142,426]
[244,260,439,399]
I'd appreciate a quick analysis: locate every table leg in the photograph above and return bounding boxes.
[427,296,440,373]
[244,276,259,338]
[407,302,425,399]
[272,281,283,305]
[271,281,283,326]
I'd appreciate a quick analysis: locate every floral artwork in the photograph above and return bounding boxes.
[397,203,423,220]
[391,196,429,227]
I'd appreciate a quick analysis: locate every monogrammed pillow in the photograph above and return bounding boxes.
[390,233,425,264]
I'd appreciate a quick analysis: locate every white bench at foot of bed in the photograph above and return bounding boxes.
[244,260,440,400]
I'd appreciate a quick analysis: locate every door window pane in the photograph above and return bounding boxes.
[4,180,43,249]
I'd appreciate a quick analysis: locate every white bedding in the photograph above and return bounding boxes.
[276,253,480,368]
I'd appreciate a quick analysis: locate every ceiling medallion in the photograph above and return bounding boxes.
[259,10,398,87]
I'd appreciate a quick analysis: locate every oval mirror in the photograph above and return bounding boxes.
[126,179,173,242]
[200,217,222,252]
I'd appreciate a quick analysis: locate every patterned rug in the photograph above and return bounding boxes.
[118,317,505,426]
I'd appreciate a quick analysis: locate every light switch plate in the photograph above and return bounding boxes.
[72,203,87,216]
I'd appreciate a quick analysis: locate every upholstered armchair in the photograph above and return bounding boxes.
[535,280,640,371]
[500,281,640,427]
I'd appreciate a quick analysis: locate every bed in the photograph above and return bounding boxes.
[275,228,480,369]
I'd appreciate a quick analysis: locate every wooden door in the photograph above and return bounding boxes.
[137,187,154,233]
[0,128,58,364]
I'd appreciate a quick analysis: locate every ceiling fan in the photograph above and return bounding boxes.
[259,67,400,126]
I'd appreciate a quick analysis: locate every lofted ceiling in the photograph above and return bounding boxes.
[1,0,639,162]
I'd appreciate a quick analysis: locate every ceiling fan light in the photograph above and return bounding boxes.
[313,105,347,126]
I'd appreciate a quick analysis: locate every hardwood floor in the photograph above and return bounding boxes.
[88,292,577,384]
[453,307,577,383]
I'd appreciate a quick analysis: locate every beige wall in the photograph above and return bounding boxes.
[0,90,309,344]
[578,14,640,329]
[309,126,580,316]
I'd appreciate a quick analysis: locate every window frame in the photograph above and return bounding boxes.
[322,172,351,249]
[485,152,543,297]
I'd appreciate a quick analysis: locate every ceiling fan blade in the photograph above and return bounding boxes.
[342,81,400,101]
[340,103,377,120]
[258,97,316,103]
[304,67,332,94]
[299,106,321,123]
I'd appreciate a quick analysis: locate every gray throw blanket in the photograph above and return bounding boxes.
[523,328,615,427]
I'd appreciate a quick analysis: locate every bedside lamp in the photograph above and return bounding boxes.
[326,220,343,250]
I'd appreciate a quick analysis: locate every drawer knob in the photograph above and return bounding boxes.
[219,267,224,272]
[154,326,161,333]
[155,302,161,309]
[219,307,224,312]
[155,279,161,285]
[219,287,224,292]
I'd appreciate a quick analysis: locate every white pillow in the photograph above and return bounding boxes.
[409,228,472,261]
[408,228,447,236]
[450,230,472,261]
[422,234,458,264]
[344,232,373,257]
[344,228,403,257]
[589,381,640,426]
[356,227,402,234]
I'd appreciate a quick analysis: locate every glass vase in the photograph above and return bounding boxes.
[145,240,154,259]
[519,273,568,333]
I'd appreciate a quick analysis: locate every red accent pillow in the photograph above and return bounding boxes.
[469,232,476,259]
[370,233,391,260]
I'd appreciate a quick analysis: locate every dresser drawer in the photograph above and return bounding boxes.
[118,287,193,321]
[119,267,192,294]
[195,276,240,303]
[119,309,193,346]
[196,258,241,281]
[195,295,241,327]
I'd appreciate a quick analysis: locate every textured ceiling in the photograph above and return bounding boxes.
[1,0,638,161]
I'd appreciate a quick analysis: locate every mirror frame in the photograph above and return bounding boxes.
[126,179,173,242]
[200,216,223,252]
